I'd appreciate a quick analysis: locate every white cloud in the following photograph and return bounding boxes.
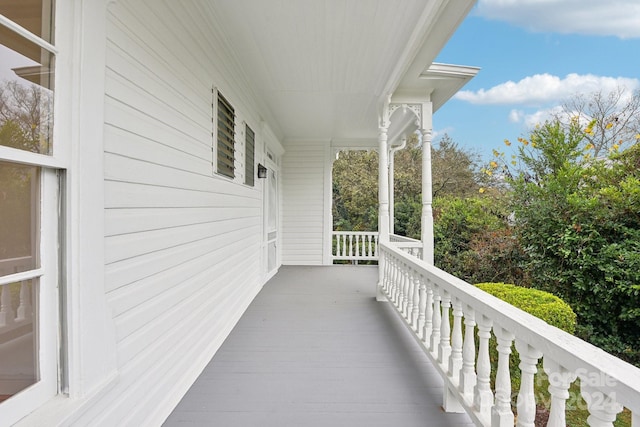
[521,106,564,128]
[508,109,523,123]
[432,127,454,141]
[476,0,640,39]
[455,73,640,105]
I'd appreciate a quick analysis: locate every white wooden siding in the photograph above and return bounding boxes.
[282,140,328,265]
[66,1,276,425]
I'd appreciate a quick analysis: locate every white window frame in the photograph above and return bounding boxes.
[1,2,119,424]
[0,7,61,424]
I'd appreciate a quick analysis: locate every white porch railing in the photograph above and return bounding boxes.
[332,231,379,262]
[0,256,34,337]
[0,282,33,339]
[390,234,423,259]
[379,241,640,427]
[0,256,35,396]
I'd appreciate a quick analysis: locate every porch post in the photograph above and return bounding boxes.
[389,150,395,236]
[377,117,390,301]
[378,124,390,243]
[420,102,434,265]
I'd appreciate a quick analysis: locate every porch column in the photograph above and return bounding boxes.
[420,102,434,265]
[389,150,395,236]
[377,120,390,301]
[378,124,390,243]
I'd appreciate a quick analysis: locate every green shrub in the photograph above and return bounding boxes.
[433,196,526,285]
[476,282,577,334]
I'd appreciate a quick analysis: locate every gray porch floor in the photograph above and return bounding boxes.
[163,265,474,427]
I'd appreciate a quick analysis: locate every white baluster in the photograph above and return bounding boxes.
[392,257,401,306]
[438,291,452,367]
[380,251,388,295]
[405,267,414,322]
[0,285,15,326]
[474,315,493,419]
[423,280,433,348]
[335,234,341,257]
[395,258,403,307]
[341,235,347,257]
[402,266,411,318]
[348,234,353,258]
[374,235,378,257]
[492,326,515,427]
[459,306,476,403]
[411,271,420,330]
[388,256,397,303]
[449,298,464,381]
[543,358,577,427]
[515,340,542,427]
[367,235,372,257]
[417,275,426,338]
[403,267,411,318]
[398,264,407,314]
[430,287,441,360]
[16,281,33,322]
[401,264,409,316]
[356,235,361,258]
[581,384,623,427]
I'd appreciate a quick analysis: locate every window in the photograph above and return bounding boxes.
[216,91,235,178]
[0,3,55,155]
[245,124,255,186]
[0,1,59,418]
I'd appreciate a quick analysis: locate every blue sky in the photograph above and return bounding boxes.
[433,0,640,162]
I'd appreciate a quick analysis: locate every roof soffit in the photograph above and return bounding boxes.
[203,0,477,142]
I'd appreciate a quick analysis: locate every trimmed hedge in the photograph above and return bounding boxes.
[476,282,577,334]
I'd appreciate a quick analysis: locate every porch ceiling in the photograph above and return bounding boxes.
[203,0,478,143]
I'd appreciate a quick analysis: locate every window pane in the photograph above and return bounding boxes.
[0,162,39,277]
[0,0,55,43]
[0,26,55,155]
[0,279,38,402]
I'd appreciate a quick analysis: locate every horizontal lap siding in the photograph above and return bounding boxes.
[282,140,327,265]
[83,1,269,425]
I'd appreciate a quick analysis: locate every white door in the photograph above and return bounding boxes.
[265,166,279,279]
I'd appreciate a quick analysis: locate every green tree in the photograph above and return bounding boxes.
[392,133,482,237]
[332,149,378,231]
[433,195,523,285]
[0,80,53,154]
[502,119,640,364]
[554,87,640,158]
[332,134,482,235]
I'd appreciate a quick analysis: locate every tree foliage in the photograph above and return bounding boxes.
[433,195,525,285]
[554,87,640,158]
[0,80,53,153]
[332,133,483,235]
[393,134,482,237]
[332,149,379,231]
[500,115,640,364]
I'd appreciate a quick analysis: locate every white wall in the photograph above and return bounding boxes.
[281,139,330,265]
[60,1,279,425]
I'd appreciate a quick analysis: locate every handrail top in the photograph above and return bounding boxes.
[380,241,640,411]
[392,241,423,248]
[389,233,421,243]
[332,231,379,236]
